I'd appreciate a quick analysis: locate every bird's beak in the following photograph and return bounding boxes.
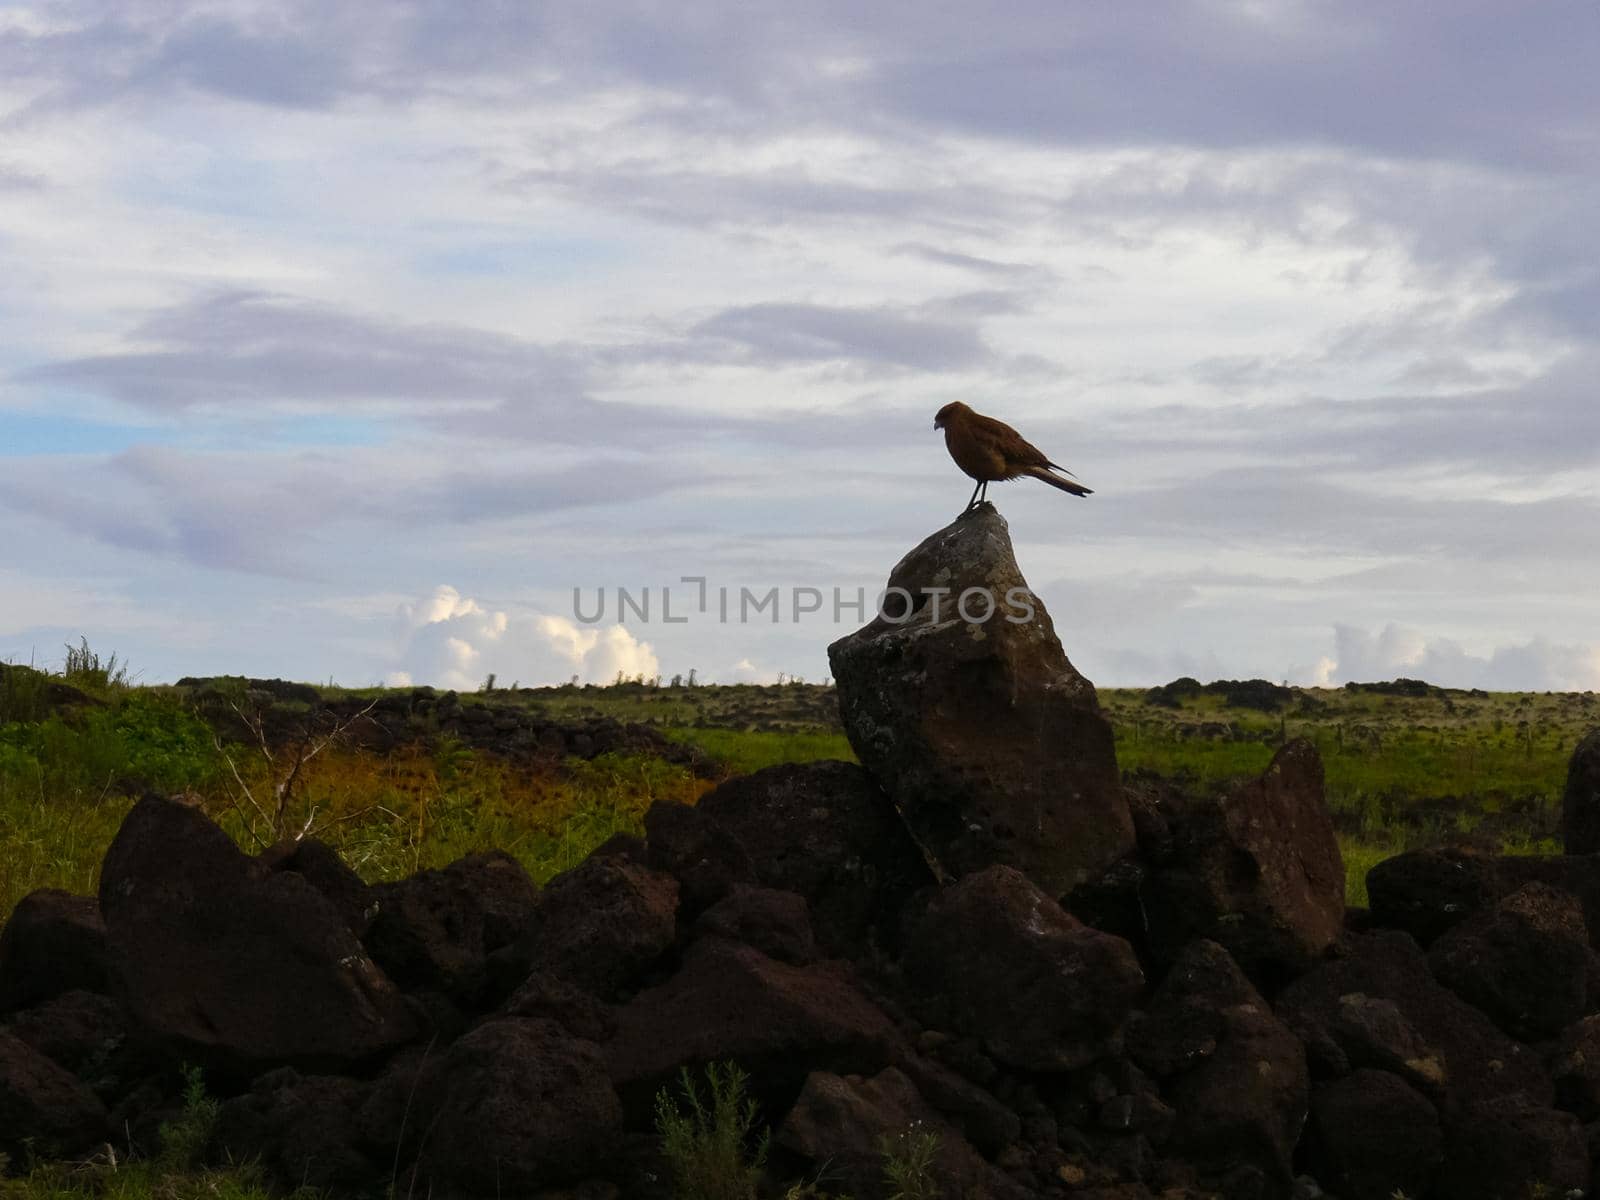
[932,419,940,430]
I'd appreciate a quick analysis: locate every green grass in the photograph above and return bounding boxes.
[4,667,1598,928]
[0,678,713,922]
[0,692,226,920]
[665,727,855,774]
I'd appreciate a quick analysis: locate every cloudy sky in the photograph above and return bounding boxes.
[2,1,1597,690]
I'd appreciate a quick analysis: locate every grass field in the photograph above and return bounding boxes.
[3,658,1594,924]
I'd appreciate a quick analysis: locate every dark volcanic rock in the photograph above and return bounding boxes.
[606,937,899,1114]
[1139,740,1344,985]
[97,796,415,1070]
[642,799,755,915]
[1307,1069,1442,1200]
[1551,1015,1600,1121]
[696,885,818,965]
[364,850,536,1002]
[1498,855,1600,952]
[1127,941,1307,1193]
[503,973,618,1044]
[827,505,1134,895]
[1428,881,1593,1041]
[0,1029,108,1161]
[1437,1094,1589,1200]
[777,1067,1026,1200]
[902,865,1143,1072]
[419,1018,624,1193]
[1365,845,1503,945]
[8,989,128,1079]
[896,1051,1022,1158]
[500,854,678,998]
[1276,930,1550,1110]
[213,1069,376,1191]
[1369,845,1600,953]
[1564,727,1600,855]
[259,836,374,935]
[692,760,931,956]
[0,888,108,1012]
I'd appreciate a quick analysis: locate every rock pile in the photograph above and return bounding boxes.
[5,507,1600,1198]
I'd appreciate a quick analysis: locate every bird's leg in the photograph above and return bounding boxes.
[965,480,983,511]
[978,481,989,505]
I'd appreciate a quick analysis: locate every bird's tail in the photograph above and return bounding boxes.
[1025,466,1092,497]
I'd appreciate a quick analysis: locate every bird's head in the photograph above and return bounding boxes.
[933,401,969,431]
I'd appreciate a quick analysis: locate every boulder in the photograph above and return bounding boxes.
[642,799,755,916]
[258,837,374,935]
[1368,845,1600,950]
[1428,882,1594,1041]
[691,760,931,956]
[418,1018,624,1193]
[1137,740,1344,985]
[97,796,415,1070]
[1276,930,1551,1111]
[1365,845,1503,945]
[1551,1015,1600,1120]
[364,850,537,1003]
[895,1051,1022,1158]
[7,989,128,1079]
[1307,1070,1442,1200]
[212,1069,376,1191]
[776,1067,1026,1200]
[902,865,1144,1071]
[353,1047,435,1170]
[498,854,678,999]
[503,973,618,1044]
[0,1029,108,1162]
[695,885,818,965]
[0,889,108,1012]
[1564,727,1600,855]
[606,937,900,1115]
[827,505,1134,895]
[1127,941,1307,1193]
[1437,1094,1589,1200]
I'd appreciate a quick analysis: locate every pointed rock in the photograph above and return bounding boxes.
[827,504,1133,895]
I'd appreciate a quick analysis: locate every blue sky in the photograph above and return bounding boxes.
[2,1,1598,690]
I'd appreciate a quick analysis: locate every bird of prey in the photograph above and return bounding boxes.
[933,401,1093,511]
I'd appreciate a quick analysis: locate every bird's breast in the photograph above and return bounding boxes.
[944,425,1008,480]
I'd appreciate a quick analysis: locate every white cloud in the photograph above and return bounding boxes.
[1301,623,1600,692]
[390,585,659,689]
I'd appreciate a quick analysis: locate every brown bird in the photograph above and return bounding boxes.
[934,401,1093,511]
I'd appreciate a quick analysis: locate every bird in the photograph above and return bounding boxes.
[933,401,1093,511]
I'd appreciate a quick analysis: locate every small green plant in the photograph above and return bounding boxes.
[158,1065,220,1169]
[61,637,128,692]
[879,1124,941,1200]
[655,1061,769,1200]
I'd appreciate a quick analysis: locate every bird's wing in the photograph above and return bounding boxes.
[971,411,1052,469]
